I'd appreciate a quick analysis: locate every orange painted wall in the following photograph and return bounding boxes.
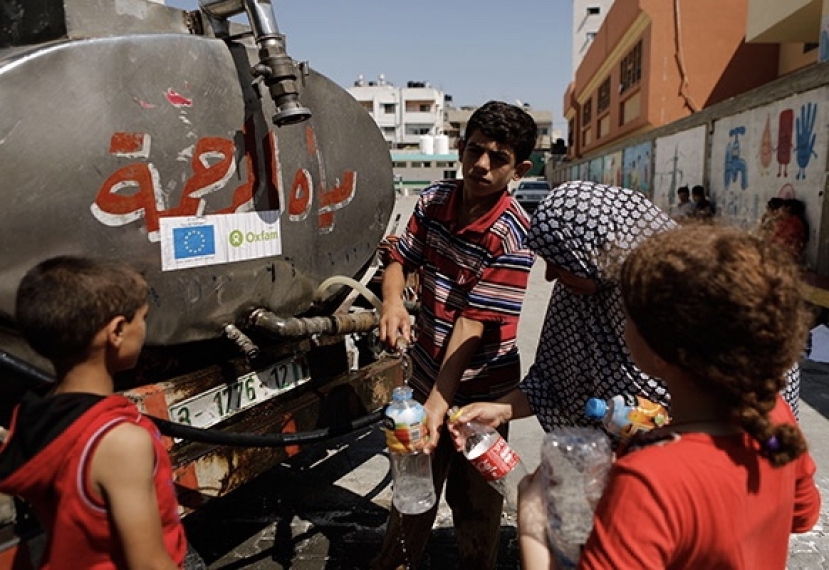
[567,0,780,157]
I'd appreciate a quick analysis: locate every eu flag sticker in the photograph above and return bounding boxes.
[172,225,216,259]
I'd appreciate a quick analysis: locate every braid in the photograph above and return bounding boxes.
[621,225,810,467]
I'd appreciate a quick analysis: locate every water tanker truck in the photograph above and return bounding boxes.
[0,0,404,563]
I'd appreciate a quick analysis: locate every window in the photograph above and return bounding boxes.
[419,103,431,112]
[597,78,610,114]
[442,170,457,179]
[383,103,395,114]
[587,6,600,15]
[619,41,642,95]
[804,42,819,53]
[586,32,597,41]
[582,97,593,125]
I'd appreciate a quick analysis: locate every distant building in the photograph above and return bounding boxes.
[348,77,553,190]
[572,0,615,76]
[563,0,784,159]
[347,75,445,150]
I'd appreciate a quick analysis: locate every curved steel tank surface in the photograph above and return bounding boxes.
[0,10,394,348]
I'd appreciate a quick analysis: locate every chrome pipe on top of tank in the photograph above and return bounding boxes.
[198,0,311,127]
[249,308,379,338]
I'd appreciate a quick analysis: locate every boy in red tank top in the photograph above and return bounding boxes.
[0,256,188,569]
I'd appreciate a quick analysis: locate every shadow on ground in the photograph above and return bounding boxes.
[184,426,521,569]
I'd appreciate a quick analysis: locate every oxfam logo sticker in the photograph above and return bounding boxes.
[228,228,280,247]
[229,230,245,247]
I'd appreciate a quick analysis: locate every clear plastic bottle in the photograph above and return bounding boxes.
[541,427,612,569]
[584,394,670,439]
[383,385,436,515]
[447,407,528,516]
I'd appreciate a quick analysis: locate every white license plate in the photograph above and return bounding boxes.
[168,357,311,429]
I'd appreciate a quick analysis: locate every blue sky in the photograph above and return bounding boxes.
[165,1,574,132]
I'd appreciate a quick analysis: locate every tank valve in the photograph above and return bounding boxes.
[223,323,260,361]
[198,0,311,127]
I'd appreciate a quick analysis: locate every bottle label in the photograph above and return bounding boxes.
[468,436,520,482]
[383,408,427,453]
[616,395,670,438]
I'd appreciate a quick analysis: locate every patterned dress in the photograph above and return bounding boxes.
[520,181,675,434]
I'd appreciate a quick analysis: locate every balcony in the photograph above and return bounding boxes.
[746,0,821,43]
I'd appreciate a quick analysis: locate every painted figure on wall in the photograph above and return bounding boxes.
[724,126,748,190]
[759,116,773,175]
[795,102,818,180]
[777,109,793,177]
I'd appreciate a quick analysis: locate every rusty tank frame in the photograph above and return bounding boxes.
[0,0,404,564]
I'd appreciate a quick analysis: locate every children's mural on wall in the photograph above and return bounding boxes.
[578,162,589,180]
[602,152,622,186]
[622,142,652,195]
[588,158,603,182]
[709,87,826,264]
[652,126,706,216]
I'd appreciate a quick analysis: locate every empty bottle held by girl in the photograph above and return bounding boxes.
[384,385,437,515]
[584,394,670,439]
[448,407,528,516]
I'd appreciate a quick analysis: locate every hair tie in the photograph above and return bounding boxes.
[764,436,780,451]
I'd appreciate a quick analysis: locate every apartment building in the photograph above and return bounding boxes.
[347,75,445,149]
[572,0,615,75]
[564,0,782,159]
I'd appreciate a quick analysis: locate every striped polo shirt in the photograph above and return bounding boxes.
[389,180,535,404]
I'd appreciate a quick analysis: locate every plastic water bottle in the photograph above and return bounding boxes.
[383,385,436,515]
[447,407,528,517]
[584,394,670,439]
[541,427,612,569]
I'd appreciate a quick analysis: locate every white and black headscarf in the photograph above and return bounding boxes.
[520,181,676,433]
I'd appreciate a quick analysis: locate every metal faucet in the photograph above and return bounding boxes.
[199,0,312,127]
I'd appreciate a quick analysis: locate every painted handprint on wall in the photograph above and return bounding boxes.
[795,102,818,180]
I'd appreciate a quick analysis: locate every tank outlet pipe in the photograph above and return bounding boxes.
[223,323,260,361]
[198,0,311,127]
[249,308,379,337]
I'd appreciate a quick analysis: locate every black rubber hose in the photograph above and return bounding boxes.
[1,349,385,447]
[148,410,385,447]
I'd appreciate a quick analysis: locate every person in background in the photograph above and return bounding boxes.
[370,100,538,569]
[758,197,785,239]
[672,185,695,220]
[518,224,820,569]
[0,256,188,569]
[690,184,715,220]
[447,181,675,451]
[769,198,809,263]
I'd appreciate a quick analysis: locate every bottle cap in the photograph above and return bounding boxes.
[447,406,462,422]
[584,398,608,419]
[392,385,414,401]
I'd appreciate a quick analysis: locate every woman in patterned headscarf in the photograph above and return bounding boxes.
[448,181,675,442]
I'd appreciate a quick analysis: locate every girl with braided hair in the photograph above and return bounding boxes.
[517,224,820,569]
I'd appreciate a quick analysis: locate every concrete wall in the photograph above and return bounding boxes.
[551,63,829,274]
[652,125,707,215]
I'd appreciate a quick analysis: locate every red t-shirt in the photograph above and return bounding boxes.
[580,397,820,569]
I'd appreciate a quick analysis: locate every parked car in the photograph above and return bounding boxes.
[512,180,552,214]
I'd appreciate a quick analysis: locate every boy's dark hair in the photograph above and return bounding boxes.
[691,185,705,197]
[15,256,148,363]
[463,100,538,164]
[677,186,689,195]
